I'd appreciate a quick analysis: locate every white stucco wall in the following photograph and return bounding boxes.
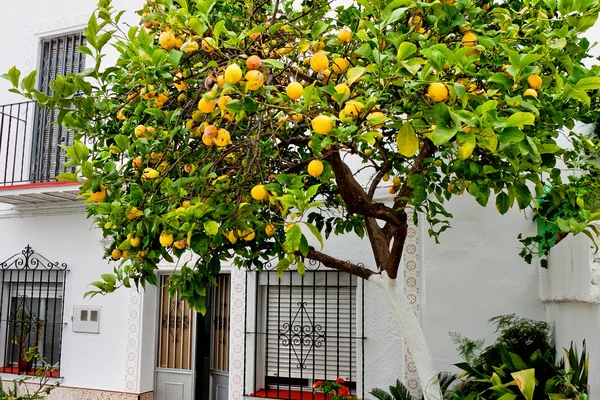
[422,196,546,373]
[0,206,132,392]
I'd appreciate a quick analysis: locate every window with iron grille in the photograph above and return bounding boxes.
[31,32,86,182]
[0,246,67,376]
[245,265,364,399]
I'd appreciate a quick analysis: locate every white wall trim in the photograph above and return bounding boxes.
[24,11,93,75]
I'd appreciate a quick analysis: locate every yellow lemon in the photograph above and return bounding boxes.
[251,185,269,201]
[527,74,542,89]
[218,95,232,111]
[308,160,324,177]
[311,115,333,134]
[462,32,477,47]
[338,29,352,44]
[334,83,351,96]
[215,129,231,147]
[134,125,147,138]
[111,249,122,260]
[427,83,449,102]
[224,63,243,84]
[90,185,107,202]
[181,40,199,54]
[201,37,216,52]
[160,232,174,247]
[132,156,143,168]
[142,168,160,179]
[523,88,538,98]
[332,57,349,73]
[245,70,264,90]
[310,51,329,73]
[227,230,237,244]
[286,82,304,100]
[198,97,216,113]
[130,236,141,248]
[344,101,364,118]
[265,224,276,236]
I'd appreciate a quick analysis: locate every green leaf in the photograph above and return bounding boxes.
[276,258,291,278]
[304,222,323,249]
[432,124,458,146]
[114,134,130,152]
[514,182,532,210]
[397,42,417,61]
[204,220,219,236]
[56,172,78,182]
[2,66,21,87]
[575,77,600,91]
[495,192,510,215]
[311,21,328,40]
[396,122,419,157]
[457,131,476,160]
[20,70,37,92]
[401,59,421,76]
[511,369,536,400]
[505,112,535,128]
[346,67,366,85]
[285,224,302,252]
[262,59,284,69]
[297,261,306,275]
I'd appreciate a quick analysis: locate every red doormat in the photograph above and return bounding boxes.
[251,389,327,400]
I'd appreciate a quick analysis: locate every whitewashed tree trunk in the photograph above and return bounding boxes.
[369,272,442,400]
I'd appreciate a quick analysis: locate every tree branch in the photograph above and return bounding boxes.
[306,248,375,279]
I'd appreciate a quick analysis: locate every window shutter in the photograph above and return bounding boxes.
[265,283,357,383]
[33,32,85,181]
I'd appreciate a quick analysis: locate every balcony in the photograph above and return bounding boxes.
[0,101,80,205]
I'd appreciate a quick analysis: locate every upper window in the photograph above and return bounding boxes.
[31,32,86,183]
[0,246,67,376]
[245,267,364,399]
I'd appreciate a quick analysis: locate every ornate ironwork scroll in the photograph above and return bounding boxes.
[278,301,325,370]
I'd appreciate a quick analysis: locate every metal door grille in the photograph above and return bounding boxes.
[0,245,67,375]
[211,274,230,372]
[31,32,86,182]
[244,263,365,399]
[157,275,195,370]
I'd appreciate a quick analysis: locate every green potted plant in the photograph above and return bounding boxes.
[11,299,44,375]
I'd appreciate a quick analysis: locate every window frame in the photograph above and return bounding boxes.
[244,266,365,399]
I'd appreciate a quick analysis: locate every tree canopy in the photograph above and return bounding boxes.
[5,0,600,312]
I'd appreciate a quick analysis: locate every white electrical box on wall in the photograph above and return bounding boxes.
[72,305,101,333]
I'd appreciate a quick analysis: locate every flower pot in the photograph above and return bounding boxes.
[18,358,33,374]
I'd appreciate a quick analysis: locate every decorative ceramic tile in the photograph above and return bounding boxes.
[125,289,142,392]
[228,268,246,400]
[403,212,422,399]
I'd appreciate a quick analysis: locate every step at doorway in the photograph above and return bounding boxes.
[155,274,230,400]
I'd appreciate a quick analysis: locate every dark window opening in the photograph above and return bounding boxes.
[0,245,67,376]
[31,32,86,183]
[244,264,365,399]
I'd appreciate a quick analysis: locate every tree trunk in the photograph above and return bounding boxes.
[369,271,442,400]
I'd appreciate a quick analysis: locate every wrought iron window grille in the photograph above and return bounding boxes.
[0,245,67,375]
[244,260,366,399]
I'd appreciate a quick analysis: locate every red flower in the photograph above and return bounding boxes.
[313,380,325,388]
[337,386,350,396]
[336,378,345,384]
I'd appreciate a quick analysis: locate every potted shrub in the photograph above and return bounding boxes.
[11,301,44,374]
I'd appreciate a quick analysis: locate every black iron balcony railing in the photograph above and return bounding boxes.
[0,101,76,187]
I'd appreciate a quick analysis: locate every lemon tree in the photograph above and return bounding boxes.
[6,0,600,395]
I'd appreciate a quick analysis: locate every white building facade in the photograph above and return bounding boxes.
[0,1,596,400]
